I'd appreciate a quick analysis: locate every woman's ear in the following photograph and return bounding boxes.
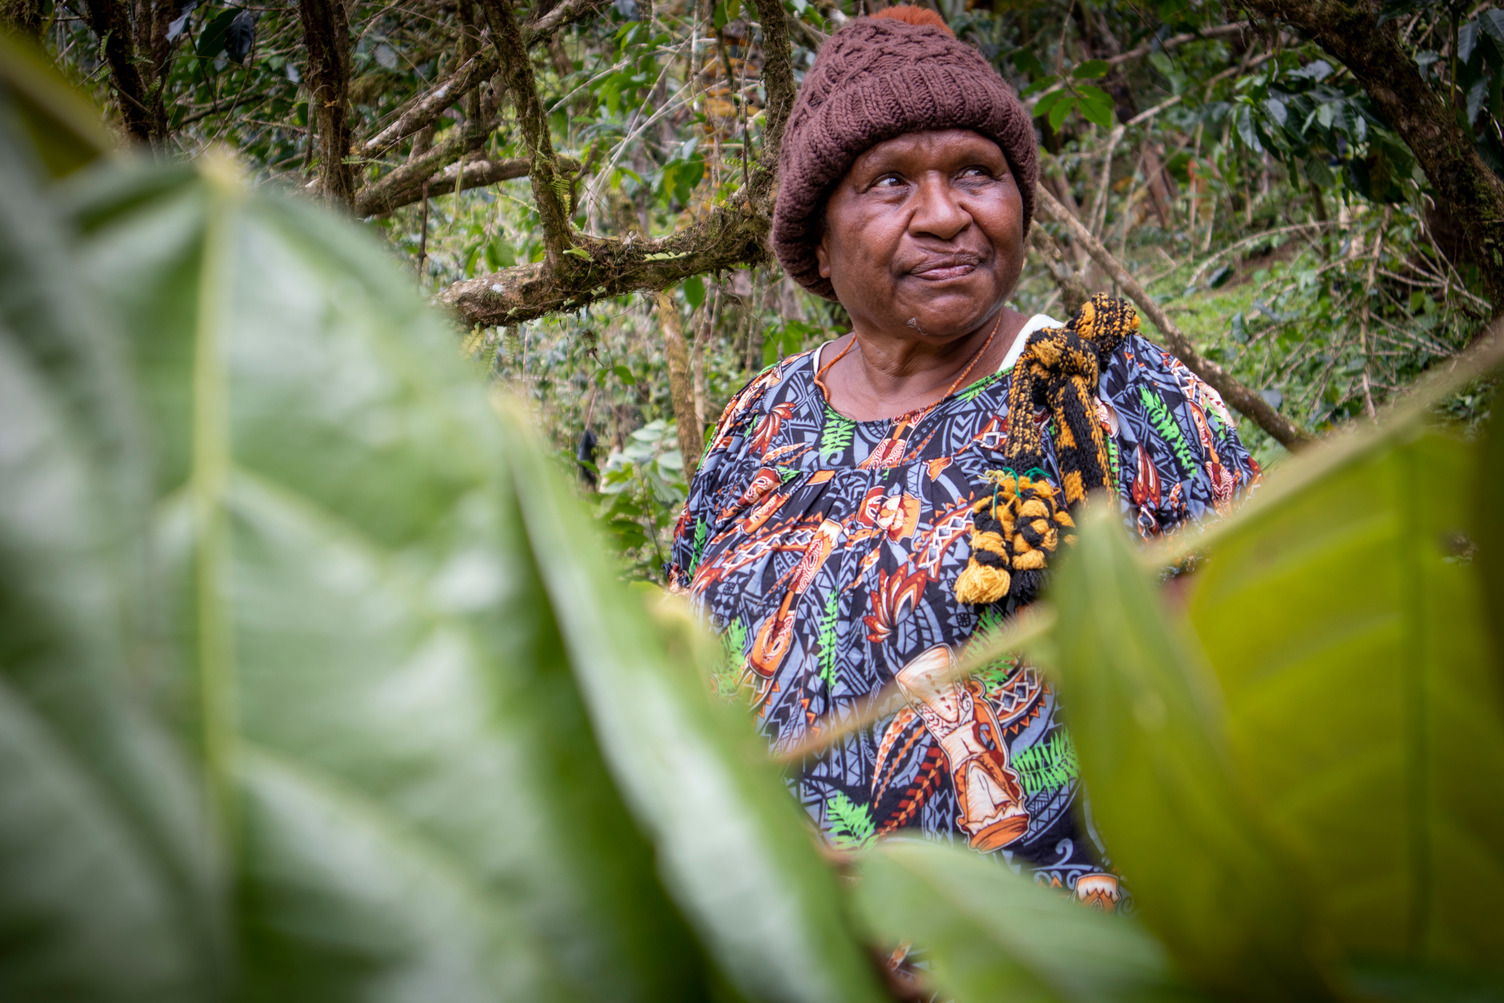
[816,232,831,279]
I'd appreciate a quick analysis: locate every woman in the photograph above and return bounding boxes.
[667,6,1259,903]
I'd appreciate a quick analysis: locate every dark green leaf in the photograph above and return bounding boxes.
[1460,20,1480,65]
[684,274,705,310]
[1048,95,1076,132]
[197,8,241,60]
[854,840,1201,1003]
[1477,8,1504,48]
[1032,89,1065,120]
[1263,96,1288,128]
[1072,59,1110,79]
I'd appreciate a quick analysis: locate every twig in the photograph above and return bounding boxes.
[1035,185,1312,449]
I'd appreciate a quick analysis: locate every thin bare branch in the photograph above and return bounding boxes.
[526,0,610,40]
[355,0,604,165]
[357,155,541,216]
[360,53,493,159]
[1035,185,1313,450]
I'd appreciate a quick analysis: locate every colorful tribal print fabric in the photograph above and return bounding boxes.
[666,325,1260,905]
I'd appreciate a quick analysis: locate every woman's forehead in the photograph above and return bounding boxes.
[850,129,1007,172]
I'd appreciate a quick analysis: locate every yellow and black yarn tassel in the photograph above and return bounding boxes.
[955,294,1139,606]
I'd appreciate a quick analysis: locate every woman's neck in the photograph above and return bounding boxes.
[821,306,1027,421]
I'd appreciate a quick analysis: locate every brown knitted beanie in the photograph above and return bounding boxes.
[772,6,1038,301]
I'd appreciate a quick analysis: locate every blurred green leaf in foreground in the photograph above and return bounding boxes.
[3,32,1504,1003]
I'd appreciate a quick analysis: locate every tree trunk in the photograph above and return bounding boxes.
[1241,0,1504,312]
[82,0,160,144]
[656,291,704,474]
[0,0,46,36]
[299,0,357,209]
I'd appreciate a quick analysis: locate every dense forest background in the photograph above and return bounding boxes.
[6,0,1503,574]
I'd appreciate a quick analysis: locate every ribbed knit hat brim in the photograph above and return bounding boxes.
[772,14,1037,301]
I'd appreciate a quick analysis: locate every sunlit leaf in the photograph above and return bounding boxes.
[62,154,711,1002]
[0,97,222,1003]
[1049,96,1076,132]
[1049,505,1335,998]
[854,840,1202,1003]
[1185,423,1504,972]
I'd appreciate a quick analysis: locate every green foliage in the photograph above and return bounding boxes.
[8,16,1504,1003]
[0,76,890,1003]
[855,840,1197,1003]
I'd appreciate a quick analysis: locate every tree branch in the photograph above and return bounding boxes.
[1035,185,1313,450]
[526,0,610,41]
[656,290,704,472]
[437,197,771,325]
[357,154,541,216]
[355,0,606,162]
[1239,0,1504,310]
[477,0,572,267]
[298,0,356,208]
[1027,225,1090,315]
[360,53,493,160]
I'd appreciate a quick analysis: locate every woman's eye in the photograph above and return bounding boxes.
[873,174,905,188]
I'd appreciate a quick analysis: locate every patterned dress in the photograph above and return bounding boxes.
[666,316,1260,904]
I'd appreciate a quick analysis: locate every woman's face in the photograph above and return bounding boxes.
[816,129,1024,342]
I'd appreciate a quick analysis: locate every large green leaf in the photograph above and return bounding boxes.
[852,839,1200,1003]
[1184,424,1504,972]
[499,407,892,1003]
[1049,505,1335,999]
[60,155,709,1002]
[0,91,223,1002]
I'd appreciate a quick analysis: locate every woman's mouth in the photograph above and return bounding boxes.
[908,253,982,281]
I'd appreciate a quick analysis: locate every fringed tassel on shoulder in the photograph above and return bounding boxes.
[955,294,1138,607]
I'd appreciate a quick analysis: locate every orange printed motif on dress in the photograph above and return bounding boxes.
[893,646,1029,852]
[721,466,783,520]
[748,402,795,455]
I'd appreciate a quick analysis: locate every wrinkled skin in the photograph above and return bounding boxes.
[815,128,1029,421]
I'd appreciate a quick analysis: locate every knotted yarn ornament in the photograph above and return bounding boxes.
[955,294,1139,607]
[954,470,1078,605]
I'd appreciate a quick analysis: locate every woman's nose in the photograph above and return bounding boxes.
[909,174,969,240]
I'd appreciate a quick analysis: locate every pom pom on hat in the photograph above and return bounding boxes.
[871,5,953,34]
